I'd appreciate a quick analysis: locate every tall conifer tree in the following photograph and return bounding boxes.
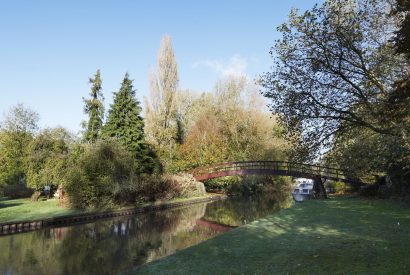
[103,73,156,172]
[83,70,104,143]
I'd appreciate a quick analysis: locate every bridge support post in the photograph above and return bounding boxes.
[313,176,327,199]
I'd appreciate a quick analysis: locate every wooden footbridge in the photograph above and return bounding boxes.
[190,161,363,198]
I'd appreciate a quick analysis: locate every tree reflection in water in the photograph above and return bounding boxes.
[0,195,288,274]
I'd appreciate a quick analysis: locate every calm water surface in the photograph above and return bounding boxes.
[0,196,286,274]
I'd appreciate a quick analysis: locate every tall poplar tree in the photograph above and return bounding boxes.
[145,35,180,166]
[83,70,104,143]
[103,73,157,173]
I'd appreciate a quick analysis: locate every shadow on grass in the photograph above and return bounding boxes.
[133,197,410,274]
[0,202,23,209]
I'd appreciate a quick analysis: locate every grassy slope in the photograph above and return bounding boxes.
[134,197,410,275]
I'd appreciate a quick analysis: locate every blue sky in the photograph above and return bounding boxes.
[0,0,321,133]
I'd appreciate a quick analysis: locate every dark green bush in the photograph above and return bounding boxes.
[112,178,140,205]
[64,140,137,208]
[137,175,173,202]
[359,184,379,197]
[134,173,205,202]
[3,184,34,199]
[112,175,166,204]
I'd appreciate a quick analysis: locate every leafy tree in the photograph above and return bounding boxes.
[324,1,410,195]
[175,76,288,171]
[1,103,39,133]
[0,132,30,187]
[0,104,39,186]
[103,73,157,173]
[173,88,203,144]
[326,127,394,180]
[25,127,73,190]
[83,69,104,143]
[260,0,410,160]
[178,115,228,169]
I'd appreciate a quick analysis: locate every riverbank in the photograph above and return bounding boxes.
[0,194,226,234]
[133,196,410,274]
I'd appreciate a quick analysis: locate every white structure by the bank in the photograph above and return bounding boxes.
[292,178,314,202]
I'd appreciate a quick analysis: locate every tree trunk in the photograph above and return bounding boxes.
[313,176,327,199]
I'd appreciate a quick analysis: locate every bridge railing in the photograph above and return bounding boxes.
[191,161,359,183]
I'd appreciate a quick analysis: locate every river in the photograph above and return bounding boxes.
[0,195,288,274]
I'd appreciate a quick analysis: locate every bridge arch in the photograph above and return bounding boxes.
[190,161,362,186]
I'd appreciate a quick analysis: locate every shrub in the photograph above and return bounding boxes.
[166,173,206,198]
[63,141,207,208]
[137,174,177,202]
[64,140,136,208]
[3,184,34,199]
[112,175,163,204]
[112,178,140,205]
[359,184,379,197]
[328,181,348,194]
[137,173,205,202]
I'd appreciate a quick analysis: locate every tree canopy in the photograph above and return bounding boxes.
[0,104,40,186]
[260,0,410,160]
[1,103,39,133]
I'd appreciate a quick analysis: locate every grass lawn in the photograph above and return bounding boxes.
[133,196,410,274]
[0,198,85,223]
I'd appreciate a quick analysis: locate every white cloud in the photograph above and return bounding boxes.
[192,55,248,77]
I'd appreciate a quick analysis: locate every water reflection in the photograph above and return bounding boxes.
[0,196,287,274]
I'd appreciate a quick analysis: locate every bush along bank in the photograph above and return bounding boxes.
[63,140,206,209]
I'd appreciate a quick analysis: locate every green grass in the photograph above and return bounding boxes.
[0,198,85,223]
[133,196,410,274]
